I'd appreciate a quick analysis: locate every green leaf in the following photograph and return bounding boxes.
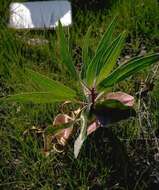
[93,99,136,126]
[98,54,159,91]
[96,31,126,85]
[96,16,117,54]
[95,99,131,110]
[0,91,76,104]
[81,26,92,79]
[0,69,77,104]
[25,69,77,95]
[85,17,117,87]
[57,22,77,79]
[74,111,87,158]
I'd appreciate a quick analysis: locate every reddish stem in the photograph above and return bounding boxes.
[91,88,97,106]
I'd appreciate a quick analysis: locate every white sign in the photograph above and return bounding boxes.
[9,1,72,29]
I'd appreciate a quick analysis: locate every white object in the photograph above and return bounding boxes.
[9,1,72,29]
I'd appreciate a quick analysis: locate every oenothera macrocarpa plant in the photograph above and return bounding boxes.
[1,18,159,158]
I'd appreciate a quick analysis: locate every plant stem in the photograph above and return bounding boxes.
[91,88,97,106]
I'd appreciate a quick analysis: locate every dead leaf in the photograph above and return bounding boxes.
[53,114,73,146]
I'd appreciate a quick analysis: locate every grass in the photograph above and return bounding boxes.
[0,0,159,189]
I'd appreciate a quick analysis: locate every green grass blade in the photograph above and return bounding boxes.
[96,31,126,85]
[81,26,92,79]
[0,91,76,104]
[98,54,159,91]
[58,22,77,79]
[25,69,77,96]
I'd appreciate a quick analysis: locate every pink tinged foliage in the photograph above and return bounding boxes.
[53,114,73,146]
[52,92,135,141]
[87,121,99,136]
[86,92,135,136]
[105,91,135,107]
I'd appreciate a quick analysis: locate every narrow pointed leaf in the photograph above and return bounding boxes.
[0,91,76,104]
[58,22,77,79]
[81,26,92,79]
[86,32,126,87]
[96,31,126,85]
[85,17,117,87]
[74,111,87,158]
[0,69,77,104]
[96,16,117,54]
[98,54,159,91]
[25,69,77,96]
